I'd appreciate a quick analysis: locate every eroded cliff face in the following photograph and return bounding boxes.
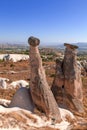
[52,43,84,113]
[28,36,61,122]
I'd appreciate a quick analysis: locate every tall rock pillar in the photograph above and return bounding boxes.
[28,36,61,122]
[52,43,84,113]
[63,43,84,113]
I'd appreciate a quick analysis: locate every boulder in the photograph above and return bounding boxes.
[8,87,35,112]
[0,78,9,89]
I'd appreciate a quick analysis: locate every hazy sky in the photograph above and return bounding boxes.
[0,0,87,44]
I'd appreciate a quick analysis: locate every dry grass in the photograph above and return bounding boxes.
[0,60,87,129]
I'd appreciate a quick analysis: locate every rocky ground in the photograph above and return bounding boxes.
[0,59,87,130]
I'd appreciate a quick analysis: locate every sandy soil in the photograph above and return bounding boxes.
[0,60,87,130]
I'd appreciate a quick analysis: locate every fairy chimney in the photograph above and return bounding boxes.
[28,36,61,122]
[63,43,84,113]
[52,43,84,113]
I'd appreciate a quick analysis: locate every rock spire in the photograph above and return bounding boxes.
[52,43,84,113]
[28,36,61,122]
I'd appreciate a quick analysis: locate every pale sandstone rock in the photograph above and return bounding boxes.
[28,36,61,122]
[9,80,29,88]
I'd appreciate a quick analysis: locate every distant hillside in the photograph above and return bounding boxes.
[0,42,87,51]
[74,42,87,49]
[0,43,27,48]
[55,42,87,50]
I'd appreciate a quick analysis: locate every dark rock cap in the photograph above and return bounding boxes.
[28,36,40,46]
[64,43,78,49]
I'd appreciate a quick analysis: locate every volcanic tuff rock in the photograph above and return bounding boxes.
[52,43,84,113]
[28,36,61,122]
[8,87,35,112]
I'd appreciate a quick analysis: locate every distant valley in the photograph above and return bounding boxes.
[0,42,87,52]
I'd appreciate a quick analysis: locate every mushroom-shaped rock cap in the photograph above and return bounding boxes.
[64,43,78,49]
[28,36,40,46]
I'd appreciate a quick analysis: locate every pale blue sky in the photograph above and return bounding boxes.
[0,0,87,44]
